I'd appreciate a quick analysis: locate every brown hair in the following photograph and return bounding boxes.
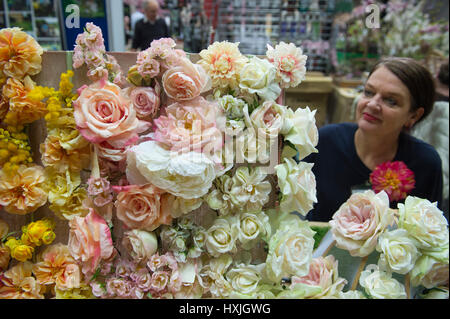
[369,57,435,125]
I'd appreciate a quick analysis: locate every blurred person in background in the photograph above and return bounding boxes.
[412,61,449,219]
[131,0,169,51]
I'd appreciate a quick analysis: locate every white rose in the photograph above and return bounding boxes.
[226,263,266,295]
[245,101,289,140]
[359,264,407,299]
[122,230,158,264]
[234,127,275,164]
[238,57,281,101]
[410,255,449,289]
[376,229,420,275]
[237,211,271,249]
[398,196,449,251]
[205,217,239,257]
[265,215,315,282]
[126,141,218,199]
[275,158,317,216]
[283,106,319,160]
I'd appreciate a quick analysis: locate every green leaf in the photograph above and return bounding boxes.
[310,226,330,249]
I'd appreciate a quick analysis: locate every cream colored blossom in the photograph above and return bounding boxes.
[275,158,317,216]
[265,215,315,282]
[376,229,420,275]
[398,196,449,251]
[238,57,281,101]
[226,263,266,296]
[237,211,271,249]
[122,230,158,264]
[205,216,239,257]
[359,264,407,299]
[198,254,233,298]
[410,255,449,289]
[0,262,44,299]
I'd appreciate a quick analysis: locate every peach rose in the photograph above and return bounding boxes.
[0,262,44,299]
[68,209,116,277]
[123,83,161,120]
[152,96,224,154]
[0,164,47,215]
[73,81,151,147]
[114,184,172,231]
[330,190,396,257]
[162,57,211,101]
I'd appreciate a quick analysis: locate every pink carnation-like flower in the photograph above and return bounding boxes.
[370,161,415,202]
[266,42,308,89]
[73,80,151,148]
[152,96,224,154]
[162,57,211,101]
[136,50,161,79]
[68,209,116,277]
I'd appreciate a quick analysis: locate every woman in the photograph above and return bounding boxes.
[304,57,443,222]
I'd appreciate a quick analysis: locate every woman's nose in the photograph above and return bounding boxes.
[366,94,382,110]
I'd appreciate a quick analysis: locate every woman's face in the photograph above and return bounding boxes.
[356,66,423,137]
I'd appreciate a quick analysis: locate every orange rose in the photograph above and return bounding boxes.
[0,164,48,215]
[114,184,172,231]
[0,28,43,79]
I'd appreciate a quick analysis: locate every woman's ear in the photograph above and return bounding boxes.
[406,107,425,129]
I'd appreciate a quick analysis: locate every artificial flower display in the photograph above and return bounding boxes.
[1,22,448,300]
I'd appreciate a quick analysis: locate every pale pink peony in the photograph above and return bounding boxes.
[162,57,211,101]
[123,83,161,120]
[73,80,151,147]
[329,190,396,257]
[114,184,172,231]
[68,209,116,277]
[152,96,224,154]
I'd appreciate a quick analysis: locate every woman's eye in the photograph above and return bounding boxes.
[363,89,374,97]
[384,97,397,106]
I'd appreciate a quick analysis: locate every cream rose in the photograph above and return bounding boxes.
[114,184,171,232]
[237,211,271,249]
[245,100,288,139]
[275,158,317,216]
[330,190,396,257]
[238,56,281,101]
[265,215,315,282]
[282,106,319,160]
[205,217,239,257]
[126,141,219,199]
[359,264,407,299]
[123,84,161,120]
[162,57,211,101]
[376,229,420,275]
[122,229,158,264]
[398,196,449,251]
[225,263,266,296]
[410,255,449,289]
[198,254,233,298]
[73,81,150,147]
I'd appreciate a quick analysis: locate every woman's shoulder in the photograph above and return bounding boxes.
[401,133,443,167]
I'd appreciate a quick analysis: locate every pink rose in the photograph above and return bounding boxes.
[68,209,116,277]
[106,277,133,298]
[291,255,347,298]
[330,190,396,257]
[153,96,224,153]
[73,81,151,147]
[114,184,172,231]
[162,57,211,101]
[123,83,161,120]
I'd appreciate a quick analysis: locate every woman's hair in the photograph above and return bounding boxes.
[368,57,435,125]
[438,61,449,87]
